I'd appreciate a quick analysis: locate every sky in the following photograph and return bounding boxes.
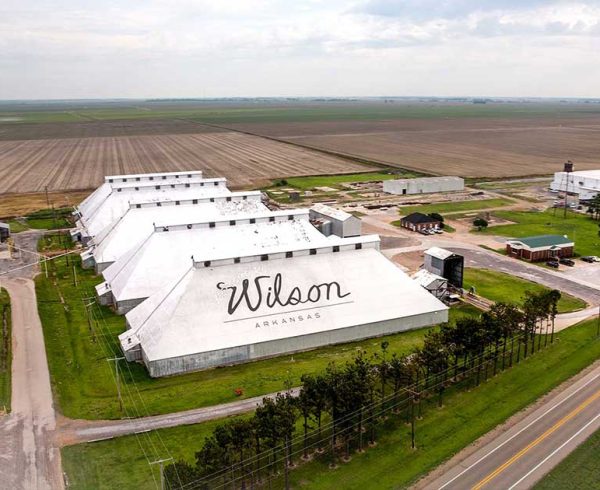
[1,0,600,99]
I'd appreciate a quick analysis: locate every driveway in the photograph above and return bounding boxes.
[0,278,63,490]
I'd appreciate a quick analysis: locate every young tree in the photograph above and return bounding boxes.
[473,218,488,231]
[164,461,200,489]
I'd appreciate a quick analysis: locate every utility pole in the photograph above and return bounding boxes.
[107,356,125,413]
[150,457,173,490]
[83,297,97,340]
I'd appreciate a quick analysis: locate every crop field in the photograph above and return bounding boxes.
[0,130,375,194]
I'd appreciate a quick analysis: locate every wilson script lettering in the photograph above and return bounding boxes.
[216,273,351,316]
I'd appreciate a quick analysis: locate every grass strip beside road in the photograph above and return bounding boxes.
[463,268,587,313]
[0,288,11,412]
[397,198,513,216]
[475,209,600,257]
[61,318,600,489]
[534,425,600,489]
[269,172,404,190]
[37,256,479,420]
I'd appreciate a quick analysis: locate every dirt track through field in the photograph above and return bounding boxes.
[0,131,374,193]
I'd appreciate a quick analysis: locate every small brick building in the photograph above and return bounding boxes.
[399,212,441,232]
[506,234,574,262]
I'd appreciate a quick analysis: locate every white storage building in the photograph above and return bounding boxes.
[309,203,361,237]
[383,176,464,195]
[84,192,267,272]
[73,178,230,243]
[550,170,600,200]
[98,209,324,313]
[120,240,448,377]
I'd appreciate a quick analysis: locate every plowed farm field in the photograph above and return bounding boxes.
[227,116,600,178]
[0,131,375,194]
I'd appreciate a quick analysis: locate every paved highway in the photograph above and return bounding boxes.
[422,363,600,490]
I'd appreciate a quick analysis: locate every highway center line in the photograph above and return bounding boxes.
[507,411,600,490]
[471,388,600,490]
[437,369,600,489]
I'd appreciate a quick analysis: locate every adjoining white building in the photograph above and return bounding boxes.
[550,169,600,200]
[77,171,205,220]
[84,192,266,272]
[72,178,230,243]
[309,203,361,237]
[120,240,448,377]
[97,209,325,313]
[383,176,464,195]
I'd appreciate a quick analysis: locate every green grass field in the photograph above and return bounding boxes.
[3,101,600,125]
[0,288,11,412]
[476,210,600,257]
[37,256,479,420]
[397,198,514,217]
[61,317,600,489]
[38,232,75,253]
[463,268,587,313]
[535,426,600,489]
[4,219,29,233]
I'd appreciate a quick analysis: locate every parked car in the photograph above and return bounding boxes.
[418,229,429,236]
[546,260,559,268]
[434,228,443,234]
[581,256,596,263]
[559,258,575,266]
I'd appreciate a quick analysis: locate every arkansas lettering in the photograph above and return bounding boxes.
[216,273,351,315]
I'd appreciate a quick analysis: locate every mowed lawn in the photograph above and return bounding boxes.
[397,198,513,216]
[535,426,600,489]
[476,209,600,257]
[0,288,11,412]
[463,268,587,313]
[37,256,479,420]
[61,318,600,489]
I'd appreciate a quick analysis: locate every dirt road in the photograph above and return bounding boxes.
[0,278,63,490]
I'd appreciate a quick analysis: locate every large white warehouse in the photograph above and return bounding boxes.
[98,210,326,313]
[73,177,230,243]
[84,192,267,272]
[550,170,600,200]
[120,240,448,377]
[383,176,464,195]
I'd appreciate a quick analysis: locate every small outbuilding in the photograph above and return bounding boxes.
[0,222,10,243]
[383,176,464,195]
[399,212,441,232]
[423,247,464,288]
[506,235,574,262]
[412,269,448,300]
[309,203,361,238]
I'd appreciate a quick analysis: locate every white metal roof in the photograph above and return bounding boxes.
[121,247,448,362]
[388,176,464,185]
[311,203,354,222]
[105,170,203,182]
[78,172,207,218]
[412,269,447,288]
[103,213,341,304]
[78,179,231,239]
[424,247,454,261]
[90,193,268,266]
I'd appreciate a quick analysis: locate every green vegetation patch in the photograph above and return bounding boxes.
[25,207,73,230]
[37,256,477,420]
[463,268,586,313]
[61,318,600,489]
[4,219,29,233]
[0,288,11,412]
[475,209,600,257]
[397,198,513,216]
[38,232,76,253]
[535,426,600,490]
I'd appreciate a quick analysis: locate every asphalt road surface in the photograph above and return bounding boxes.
[0,278,63,490]
[422,363,600,490]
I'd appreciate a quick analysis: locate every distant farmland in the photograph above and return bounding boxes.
[0,131,375,194]
[227,116,600,178]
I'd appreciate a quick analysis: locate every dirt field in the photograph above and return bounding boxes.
[0,131,375,194]
[227,117,600,178]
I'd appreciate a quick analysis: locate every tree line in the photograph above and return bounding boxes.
[164,289,562,489]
